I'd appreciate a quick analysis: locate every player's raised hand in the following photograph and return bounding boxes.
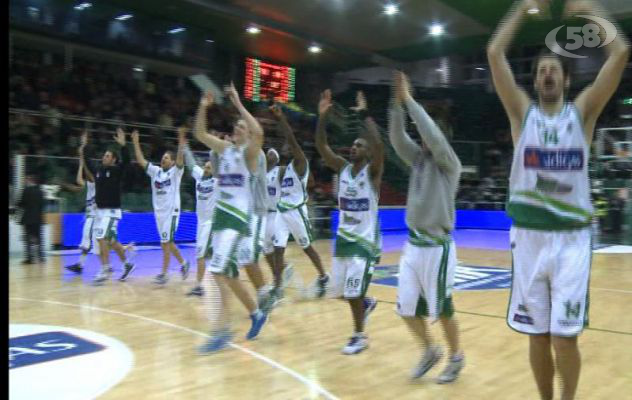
[520,0,551,18]
[318,89,333,115]
[350,91,367,112]
[114,127,127,146]
[392,71,410,104]
[269,103,284,119]
[131,129,140,145]
[80,130,88,147]
[177,126,188,143]
[225,82,240,106]
[200,91,214,108]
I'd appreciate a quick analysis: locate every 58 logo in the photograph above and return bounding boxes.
[546,15,617,59]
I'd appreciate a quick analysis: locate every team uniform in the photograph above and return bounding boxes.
[79,181,99,255]
[273,160,313,249]
[146,163,184,243]
[209,145,267,277]
[192,164,216,259]
[506,103,593,337]
[263,165,281,254]
[330,163,381,299]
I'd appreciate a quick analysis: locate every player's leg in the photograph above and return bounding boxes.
[67,217,93,272]
[198,272,233,353]
[398,242,442,378]
[189,221,211,296]
[549,229,591,400]
[510,227,555,398]
[155,215,173,284]
[289,207,328,295]
[341,257,376,355]
[93,212,116,283]
[272,211,291,290]
[167,215,189,278]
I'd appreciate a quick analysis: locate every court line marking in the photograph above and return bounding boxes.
[9,297,339,400]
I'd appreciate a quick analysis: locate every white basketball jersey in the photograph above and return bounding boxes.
[192,165,216,223]
[266,166,281,212]
[508,103,593,230]
[147,163,184,216]
[215,144,252,226]
[85,181,96,216]
[337,163,381,258]
[277,160,309,212]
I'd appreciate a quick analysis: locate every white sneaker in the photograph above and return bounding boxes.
[341,333,368,355]
[411,345,443,379]
[281,264,294,290]
[92,269,111,285]
[436,353,464,384]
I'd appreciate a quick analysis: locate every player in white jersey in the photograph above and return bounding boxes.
[193,85,269,352]
[316,90,384,354]
[182,131,216,297]
[131,127,190,285]
[268,104,328,302]
[488,1,629,399]
[66,133,99,274]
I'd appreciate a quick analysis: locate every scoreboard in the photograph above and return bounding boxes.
[244,57,295,103]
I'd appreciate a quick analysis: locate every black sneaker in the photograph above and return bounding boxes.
[180,262,190,280]
[316,274,330,298]
[65,263,83,274]
[118,263,135,282]
[186,286,204,297]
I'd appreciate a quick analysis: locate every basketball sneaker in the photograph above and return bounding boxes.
[198,330,233,354]
[281,263,294,290]
[342,333,369,355]
[180,261,190,280]
[186,286,204,297]
[363,297,378,328]
[153,273,168,285]
[65,263,83,274]
[436,353,465,384]
[92,268,111,285]
[315,273,330,298]
[411,345,443,379]
[246,310,268,340]
[118,262,135,282]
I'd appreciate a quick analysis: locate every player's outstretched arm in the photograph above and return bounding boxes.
[175,126,186,169]
[388,72,421,168]
[353,91,384,187]
[226,83,264,172]
[271,103,308,177]
[77,131,94,185]
[315,89,347,173]
[194,92,231,154]
[487,0,538,143]
[130,129,148,170]
[571,0,631,145]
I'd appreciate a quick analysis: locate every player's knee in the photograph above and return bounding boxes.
[551,335,578,353]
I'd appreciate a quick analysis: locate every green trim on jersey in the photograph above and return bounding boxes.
[211,208,250,235]
[408,229,451,247]
[335,229,379,259]
[277,199,307,212]
[506,202,591,231]
[169,215,177,242]
[216,200,249,223]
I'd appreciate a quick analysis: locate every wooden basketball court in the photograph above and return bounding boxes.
[9,234,632,399]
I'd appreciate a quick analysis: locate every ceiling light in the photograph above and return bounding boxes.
[527,8,540,14]
[168,27,186,34]
[383,3,399,15]
[115,14,133,21]
[429,23,444,36]
[205,39,214,43]
[308,44,322,53]
[476,67,486,71]
[74,2,92,11]
[133,67,144,72]
[436,68,444,72]
[246,25,261,34]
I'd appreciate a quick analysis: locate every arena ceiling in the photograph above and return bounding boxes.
[42,0,632,70]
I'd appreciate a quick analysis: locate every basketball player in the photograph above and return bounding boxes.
[488,1,629,399]
[181,129,216,297]
[194,84,269,351]
[66,132,99,273]
[315,90,382,354]
[81,128,136,284]
[269,103,328,301]
[389,72,464,382]
[262,145,294,298]
[131,128,190,285]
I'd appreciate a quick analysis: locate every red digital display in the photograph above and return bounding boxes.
[244,58,295,103]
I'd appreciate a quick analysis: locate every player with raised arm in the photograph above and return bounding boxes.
[181,128,217,297]
[389,72,464,383]
[82,128,136,284]
[487,1,629,398]
[131,127,190,285]
[315,90,383,354]
[193,84,270,352]
[66,131,99,273]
